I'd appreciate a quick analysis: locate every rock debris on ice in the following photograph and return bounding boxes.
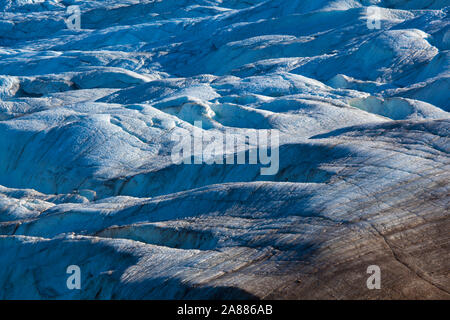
[0,0,448,299]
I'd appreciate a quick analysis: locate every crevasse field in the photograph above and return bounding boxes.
[0,0,448,299]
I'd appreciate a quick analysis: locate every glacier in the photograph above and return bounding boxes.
[0,0,448,299]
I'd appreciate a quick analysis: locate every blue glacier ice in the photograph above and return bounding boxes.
[0,0,448,299]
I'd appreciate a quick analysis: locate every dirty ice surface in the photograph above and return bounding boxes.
[0,0,449,299]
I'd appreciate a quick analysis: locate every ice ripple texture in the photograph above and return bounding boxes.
[0,0,449,299]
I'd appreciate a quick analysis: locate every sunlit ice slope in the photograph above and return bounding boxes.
[0,0,448,299]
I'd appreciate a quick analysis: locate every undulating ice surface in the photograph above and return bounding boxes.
[0,0,449,299]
